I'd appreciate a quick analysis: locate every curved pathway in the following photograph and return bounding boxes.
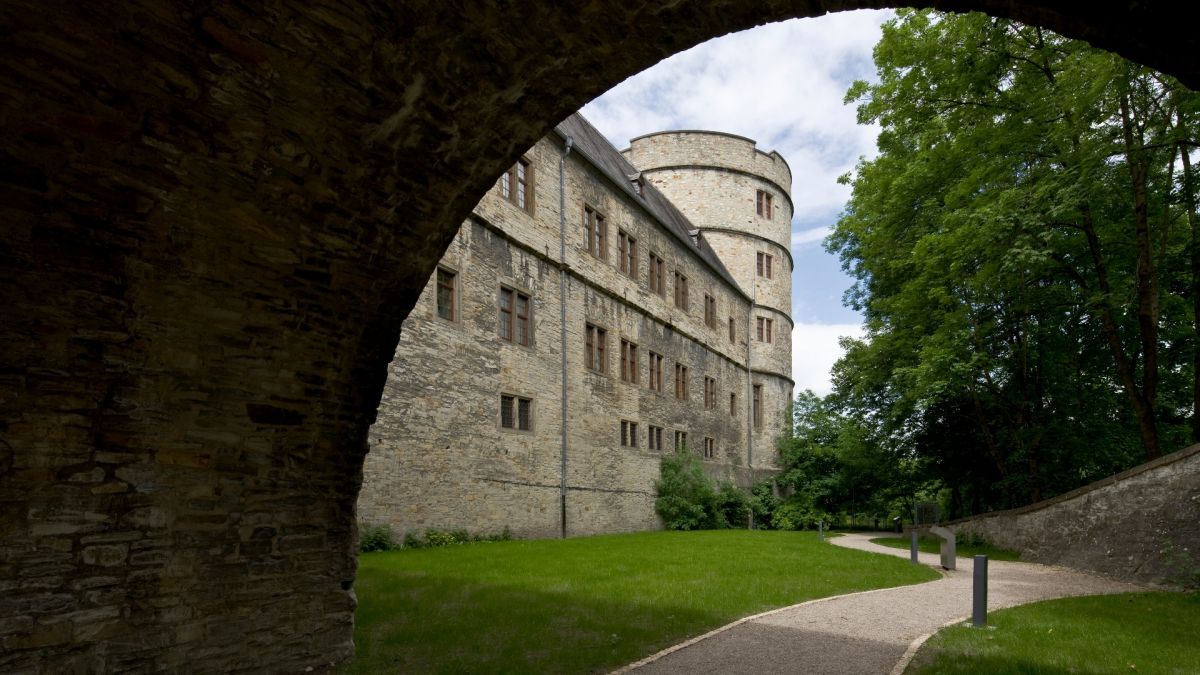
[615,532,1143,674]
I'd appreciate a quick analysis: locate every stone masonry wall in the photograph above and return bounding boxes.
[945,444,1200,585]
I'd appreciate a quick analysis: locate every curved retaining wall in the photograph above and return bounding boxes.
[945,444,1200,585]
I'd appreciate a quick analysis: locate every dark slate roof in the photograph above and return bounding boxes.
[553,113,748,301]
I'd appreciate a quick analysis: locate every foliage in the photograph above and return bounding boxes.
[359,523,397,553]
[346,530,938,674]
[910,592,1200,674]
[828,9,1200,514]
[654,446,719,529]
[399,526,515,549]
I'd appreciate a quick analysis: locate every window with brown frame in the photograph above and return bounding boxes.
[730,392,737,417]
[499,159,533,213]
[620,339,638,384]
[620,420,639,448]
[674,430,688,451]
[756,189,772,219]
[648,252,665,295]
[753,384,763,428]
[498,287,531,346]
[648,424,663,451]
[728,316,736,343]
[500,394,532,431]
[756,252,774,279]
[673,271,688,310]
[756,316,773,343]
[704,376,716,410]
[703,437,715,459]
[648,351,663,392]
[618,230,638,277]
[584,206,606,260]
[585,323,607,373]
[436,267,456,321]
[674,363,688,401]
[704,294,716,328]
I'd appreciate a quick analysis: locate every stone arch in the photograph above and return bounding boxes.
[1,2,1195,671]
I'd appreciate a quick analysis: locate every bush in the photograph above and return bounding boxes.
[655,447,719,530]
[716,481,751,529]
[401,527,516,549]
[360,523,396,552]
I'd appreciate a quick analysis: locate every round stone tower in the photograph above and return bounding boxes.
[624,131,793,472]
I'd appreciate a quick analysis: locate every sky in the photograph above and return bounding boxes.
[581,10,893,395]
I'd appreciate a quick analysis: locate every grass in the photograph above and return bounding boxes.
[344,530,939,673]
[908,592,1200,674]
[870,535,1021,561]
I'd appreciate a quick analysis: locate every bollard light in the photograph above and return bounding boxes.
[973,555,988,627]
[818,520,824,542]
[910,529,919,564]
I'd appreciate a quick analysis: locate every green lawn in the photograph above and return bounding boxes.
[909,592,1200,674]
[344,530,939,673]
[870,535,1021,561]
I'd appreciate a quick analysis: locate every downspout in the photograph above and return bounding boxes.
[559,135,573,539]
[746,279,755,528]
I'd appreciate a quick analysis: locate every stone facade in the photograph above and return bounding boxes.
[359,115,793,538]
[944,444,1200,585]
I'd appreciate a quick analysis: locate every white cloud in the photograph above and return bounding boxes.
[791,226,831,251]
[791,322,865,396]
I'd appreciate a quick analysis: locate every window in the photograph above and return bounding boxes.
[704,294,716,328]
[584,206,606,260]
[704,376,716,410]
[756,189,772,219]
[674,430,688,451]
[648,425,664,451]
[648,253,665,295]
[620,339,638,384]
[618,230,638,277]
[753,384,763,428]
[756,316,773,343]
[499,159,533,212]
[648,351,663,392]
[673,271,688,310]
[585,323,607,373]
[621,420,639,448]
[730,392,737,417]
[500,394,532,431]
[499,287,531,346]
[703,437,715,459]
[674,363,688,400]
[756,252,774,279]
[436,267,456,321]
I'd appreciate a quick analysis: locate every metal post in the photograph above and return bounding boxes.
[910,529,919,564]
[972,555,988,627]
[818,520,824,542]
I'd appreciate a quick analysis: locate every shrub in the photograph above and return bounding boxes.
[655,447,720,530]
[716,481,751,529]
[360,523,396,553]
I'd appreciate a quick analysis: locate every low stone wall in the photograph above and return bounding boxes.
[945,444,1200,586]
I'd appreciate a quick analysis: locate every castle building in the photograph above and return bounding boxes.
[359,113,794,538]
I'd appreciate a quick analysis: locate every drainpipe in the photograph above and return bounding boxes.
[746,279,755,528]
[559,135,573,539]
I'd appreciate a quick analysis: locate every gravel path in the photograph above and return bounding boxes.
[615,532,1143,675]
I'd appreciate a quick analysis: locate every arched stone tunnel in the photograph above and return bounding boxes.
[1,2,1196,671]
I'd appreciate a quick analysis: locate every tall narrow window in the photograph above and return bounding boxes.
[756,190,772,219]
[648,253,665,295]
[620,420,639,448]
[499,287,531,346]
[584,206,607,260]
[756,252,774,279]
[674,430,688,451]
[648,351,663,392]
[674,363,688,401]
[728,316,736,343]
[648,425,663,451]
[436,267,456,321]
[704,294,716,328]
[618,230,638,277]
[673,271,688,310]
[704,376,716,410]
[500,394,532,431]
[730,392,737,417]
[500,159,533,213]
[620,339,638,384]
[753,385,763,429]
[703,437,715,459]
[585,323,607,373]
[756,316,773,343]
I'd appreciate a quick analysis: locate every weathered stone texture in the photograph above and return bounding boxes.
[945,444,1200,585]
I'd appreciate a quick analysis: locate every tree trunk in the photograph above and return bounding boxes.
[1180,141,1200,443]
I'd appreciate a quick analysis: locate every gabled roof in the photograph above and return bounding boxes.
[553,113,749,301]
